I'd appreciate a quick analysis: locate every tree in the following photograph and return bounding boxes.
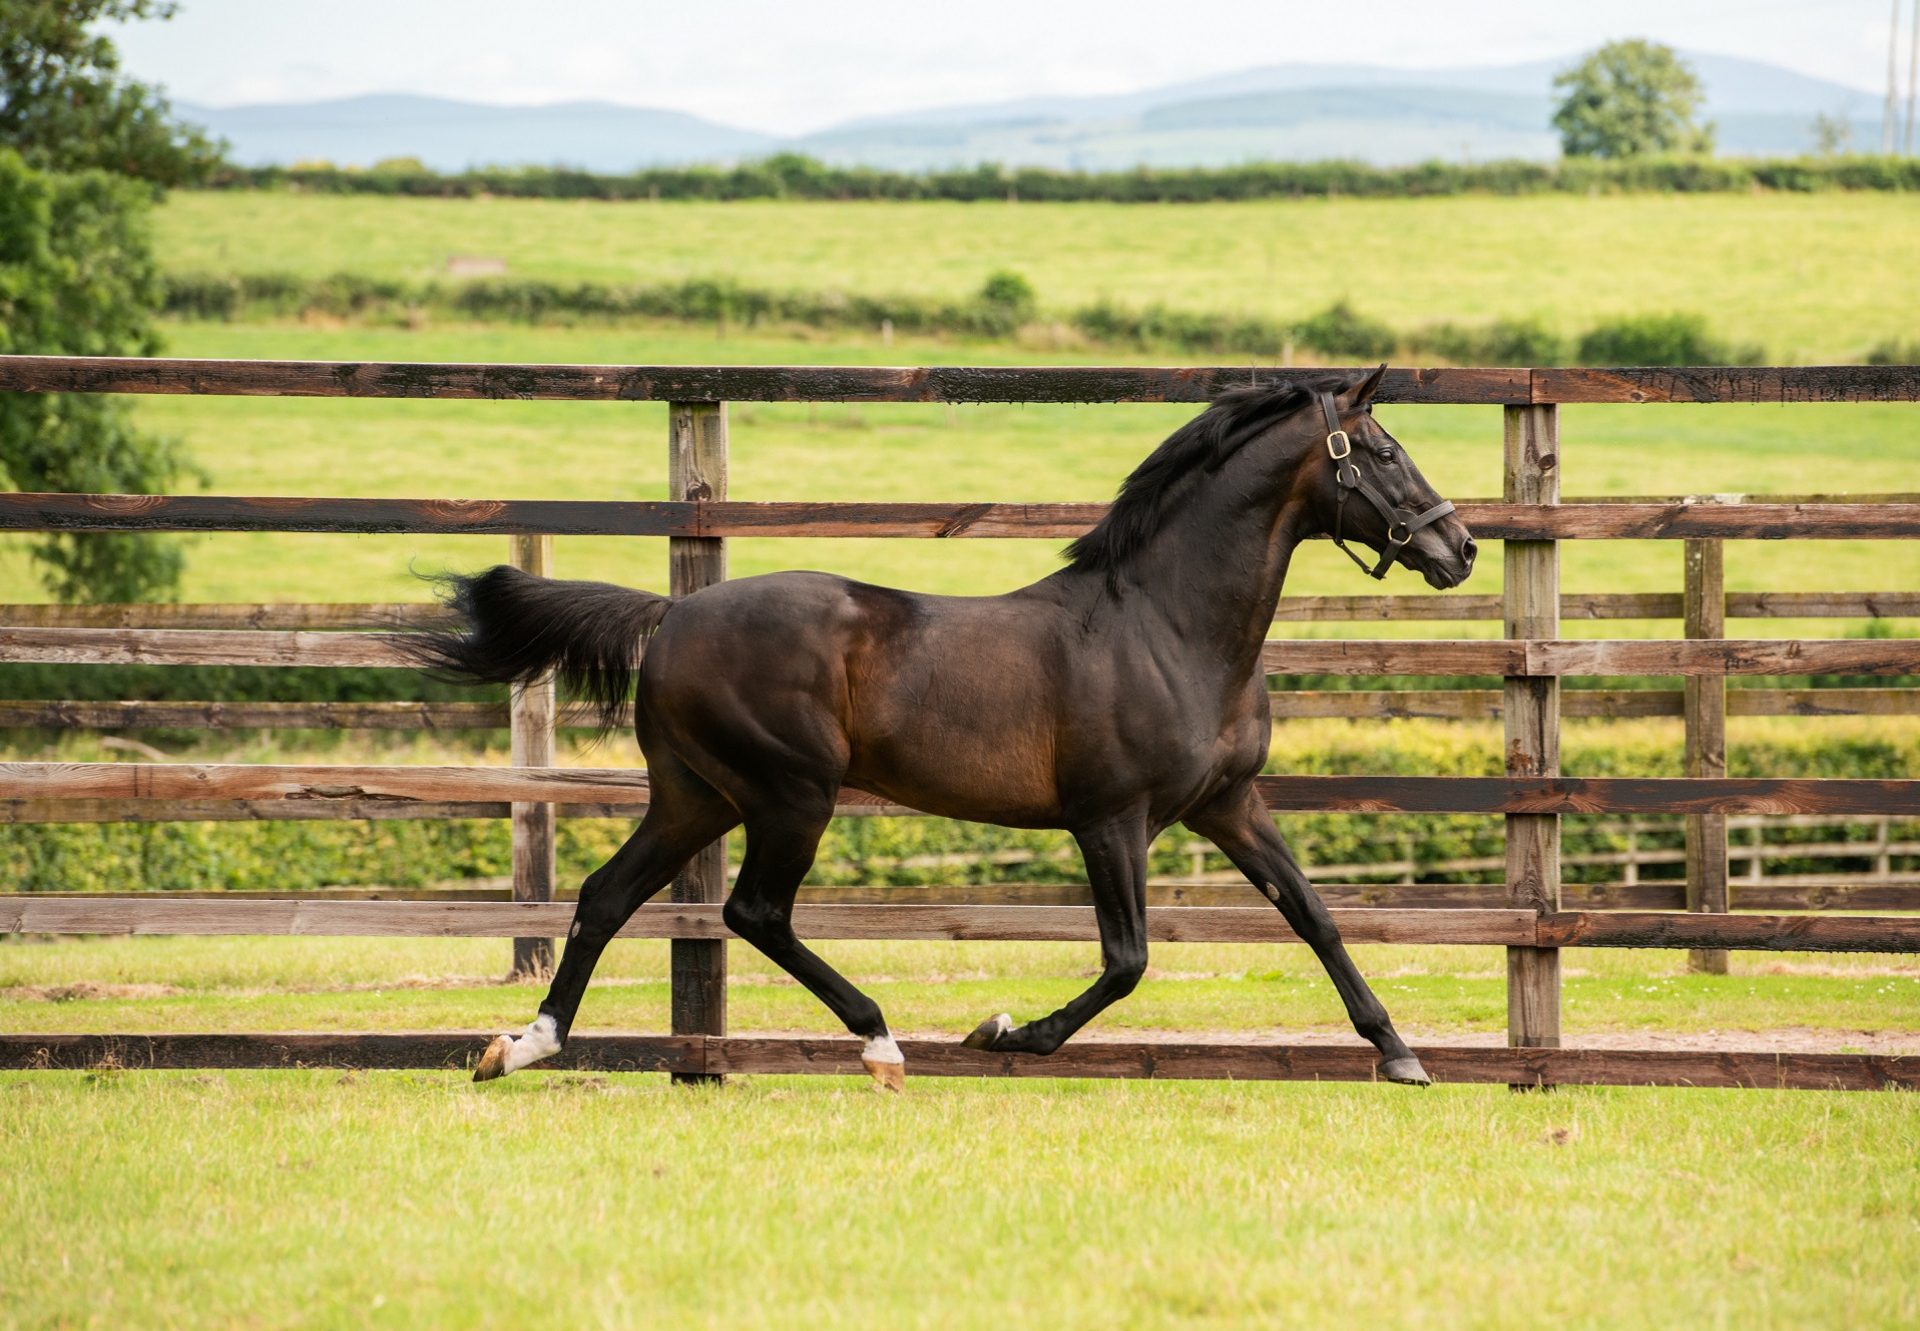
[1811,111,1854,156]
[1551,40,1714,159]
[0,150,199,600]
[0,0,224,187]
[0,1,216,601]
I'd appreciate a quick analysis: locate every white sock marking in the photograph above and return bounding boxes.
[501,1013,561,1074]
[861,1032,903,1065]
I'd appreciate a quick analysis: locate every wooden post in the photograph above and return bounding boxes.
[1684,533,1730,974]
[668,401,728,1081]
[508,533,556,979]
[1504,405,1561,1060]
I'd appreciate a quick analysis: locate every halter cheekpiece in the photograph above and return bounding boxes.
[1317,392,1455,580]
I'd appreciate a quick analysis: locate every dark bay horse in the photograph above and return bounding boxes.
[410,365,1476,1089]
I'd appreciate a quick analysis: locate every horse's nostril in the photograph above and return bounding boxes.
[1461,536,1478,565]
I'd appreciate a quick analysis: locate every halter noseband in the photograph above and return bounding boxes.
[1318,392,1456,581]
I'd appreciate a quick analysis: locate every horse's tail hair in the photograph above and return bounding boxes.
[394,565,673,736]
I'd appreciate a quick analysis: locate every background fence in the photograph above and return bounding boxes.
[1,356,1917,1089]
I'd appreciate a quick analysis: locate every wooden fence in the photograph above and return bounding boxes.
[1,356,1917,1090]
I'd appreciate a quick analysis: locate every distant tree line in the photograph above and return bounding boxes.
[199,151,1920,202]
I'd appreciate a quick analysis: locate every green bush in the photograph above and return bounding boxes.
[1418,317,1567,366]
[1576,311,1761,366]
[1294,300,1397,358]
[978,269,1035,313]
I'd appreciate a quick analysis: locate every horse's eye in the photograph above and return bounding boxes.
[1376,446,1397,463]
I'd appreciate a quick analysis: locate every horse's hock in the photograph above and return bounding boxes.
[0,356,1916,1090]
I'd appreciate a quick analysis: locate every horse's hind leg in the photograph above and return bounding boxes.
[720,800,905,1091]
[474,766,738,1083]
[1184,783,1429,1086]
[963,817,1150,1056]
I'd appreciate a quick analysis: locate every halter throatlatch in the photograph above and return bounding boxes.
[1318,392,1456,580]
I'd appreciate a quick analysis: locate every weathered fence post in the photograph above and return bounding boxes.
[668,401,729,1081]
[1504,404,1562,1065]
[508,533,556,979]
[1684,531,1731,973]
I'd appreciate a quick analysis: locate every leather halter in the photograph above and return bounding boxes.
[1318,392,1456,580]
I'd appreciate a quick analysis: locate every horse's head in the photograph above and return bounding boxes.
[1300,365,1477,590]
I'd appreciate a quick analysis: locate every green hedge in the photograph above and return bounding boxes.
[0,664,492,705]
[162,268,1813,366]
[7,725,1914,895]
[197,153,1920,203]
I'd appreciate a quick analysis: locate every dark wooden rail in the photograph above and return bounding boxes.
[3,589,1917,630]
[7,896,1917,952]
[4,355,1920,403]
[1,762,1916,816]
[3,626,1915,675]
[4,493,1919,540]
[2,1032,1911,1090]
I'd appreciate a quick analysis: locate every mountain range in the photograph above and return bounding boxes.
[178,51,1885,174]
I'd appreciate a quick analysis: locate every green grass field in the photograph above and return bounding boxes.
[156,191,1920,362]
[5,1070,1914,1329]
[4,933,1916,1041]
[3,934,1916,1326]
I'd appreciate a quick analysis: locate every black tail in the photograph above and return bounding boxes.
[396,565,673,734]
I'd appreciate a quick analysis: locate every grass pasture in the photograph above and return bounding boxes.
[5,1070,1918,1330]
[6,926,1917,1327]
[4,933,1918,1041]
[155,191,1920,362]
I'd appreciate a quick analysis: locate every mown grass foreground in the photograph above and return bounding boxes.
[4,1070,1916,1329]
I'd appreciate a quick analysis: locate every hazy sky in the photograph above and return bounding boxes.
[113,0,1894,134]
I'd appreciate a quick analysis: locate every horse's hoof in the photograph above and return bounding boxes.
[1379,1055,1432,1086]
[861,1057,906,1093]
[962,1013,1013,1051]
[474,1034,513,1083]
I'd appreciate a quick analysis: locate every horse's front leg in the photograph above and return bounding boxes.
[964,817,1149,1056]
[1184,782,1429,1085]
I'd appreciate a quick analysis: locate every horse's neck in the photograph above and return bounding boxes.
[1066,479,1307,680]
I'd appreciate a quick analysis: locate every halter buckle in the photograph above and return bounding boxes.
[1325,429,1351,460]
[1388,521,1413,546]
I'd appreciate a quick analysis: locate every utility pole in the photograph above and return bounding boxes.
[1907,0,1919,154]
[1889,0,1903,154]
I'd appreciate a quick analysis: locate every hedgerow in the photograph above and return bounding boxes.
[159,268,1820,365]
[7,722,1914,894]
[197,153,1920,203]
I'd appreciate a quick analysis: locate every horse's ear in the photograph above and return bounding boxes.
[1341,363,1389,409]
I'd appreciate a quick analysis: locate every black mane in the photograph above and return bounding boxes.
[1064,371,1356,581]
